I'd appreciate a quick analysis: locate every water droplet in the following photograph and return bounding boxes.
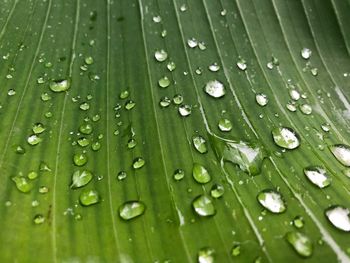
[127,138,137,149]
[31,200,39,207]
[237,58,247,71]
[210,135,267,175]
[231,244,241,256]
[161,30,167,38]
[39,186,49,194]
[208,63,220,72]
[198,247,215,263]
[133,157,145,169]
[293,216,304,228]
[178,104,191,117]
[311,67,318,76]
[329,144,350,166]
[172,94,183,105]
[33,214,45,225]
[180,4,187,12]
[257,189,286,213]
[300,104,312,115]
[28,171,38,180]
[27,134,42,146]
[7,89,16,96]
[210,184,224,198]
[286,101,297,112]
[198,42,207,50]
[154,50,168,62]
[301,48,312,60]
[117,171,127,181]
[118,202,147,226]
[220,9,227,16]
[32,123,45,134]
[192,163,211,184]
[195,67,202,75]
[173,169,185,181]
[286,231,313,257]
[167,61,176,71]
[12,176,33,193]
[192,195,216,217]
[204,80,225,98]
[218,119,232,132]
[84,56,94,65]
[70,170,93,189]
[304,166,331,188]
[79,123,93,135]
[15,145,25,154]
[325,205,350,232]
[49,79,70,92]
[39,162,51,172]
[125,100,136,110]
[272,127,300,150]
[159,97,171,108]
[91,141,101,151]
[158,76,170,88]
[255,93,268,107]
[41,92,51,101]
[152,15,162,23]
[79,102,90,111]
[289,89,300,101]
[73,153,88,166]
[192,135,208,154]
[119,90,129,99]
[187,38,198,48]
[77,137,90,147]
[321,123,330,132]
[79,189,100,206]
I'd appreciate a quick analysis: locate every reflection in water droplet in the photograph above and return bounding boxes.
[204,80,225,98]
[119,201,146,220]
[303,166,331,188]
[286,231,313,257]
[192,195,216,217]
[272,127,300,150]
[257,189,286,213]
[329,144,350,167]
[325,206,350,232]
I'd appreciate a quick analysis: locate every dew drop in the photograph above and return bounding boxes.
[192,163,211,184]
[286,231,313,257]
[73,153,88,167]
[154,49,168,62]
[152,15,162,23]
[119,90,129,99]
[27,134,42,146]
[33,214,45,225]
[133,157,145,169]
[70,170,93,189]
[257,189,286,213]
[300,104,312,115]
[187,38,198,48]
[192,195,216,217]
[198,247,215,263]
[293,216,304,229]
[158,76,170,88]
[301,48,312,60]
[272,127,300,150]
[79,123,93,135]
[210,184,224,198]
[178,104,191,117]
[79,189,100,206]
[173,169,185,181]
[255,93,268,107]
[325,205,350,232]
[32,123,45,134]
[119,201,146,220]
[12,176,33,193]
[159,97,171,108]
[167,61,176,71]
[289,89,300,101]
[329,144,350,166]
[237,58,247,71]
[204,80,225,98]
[172,94,183,105]
[303,166,331,188]
[117,171,127,181]
[125,100,136,110]
[208,63,220,72]
[218,119,232,132]
[192,135,208,154]
[49,79,70,92]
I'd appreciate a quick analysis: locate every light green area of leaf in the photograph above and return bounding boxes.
[0,0,350,262]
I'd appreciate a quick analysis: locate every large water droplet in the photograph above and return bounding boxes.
[325,206,350,232]
[192,195,216,217]
[70,170,93,189]
[192,163,211,184]
[329,144,350,167]
[49,79,70,92]
[119,201,146,220]
[192,135,208,154]
[204,80,225,98]
[304,166,331,188]
[210,135,267,175]
[12,176,33,193]
[286,231,313,257]
[198,247,215,263]
[272,127,300,150]
[79,189,100,206]
[257,189,286,213]
[154,50,168,62]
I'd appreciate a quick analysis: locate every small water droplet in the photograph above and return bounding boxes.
[173,169,185,181]
[286,101,297,112]
[77,137,90,147]
[15,145,25,154]
[187,38,198,48]
[73,153,88,166]
[70,170,93,189]
[204,80,225,98]
[28,171,38,180]
[231,244,241,257]
[329,144,350,166]
[192,163,211,184]
[208,63,220,72]
[325,205,350,232]
[161,30,167,38]
[49,79,70,92]
[272,127,300,150]
[79,189,100,206]
[178,104,191,117]
[218,119,232,132]
[172,94,183,105]
[159,97,171,108]
[133,157,145,169]
[167,61,176,71]
[152,15,162,23]
[192,195,216,217]
[289,89,300,101]
[127,138,137,149]
[12,176,33,193]
[236,58,247,71]
[117,171,127,181]
[119,90,129,99]
[257,189,286,213]
[255,93,268,107]
[210,184,224,198]
[180,4,187,12]
[304,166,331,188]
[300,104,312,115]
[154,49,168,62]
[125,100,136,110]
[158,76,170,88]
[311,67,318,76]
[286,231,313,257]
[27,134,42,146]
[119,201,146,220]
[91,141,101,151]
[33,214,45,225]
[32,123,45,134]
[301,48,312,60]
[293,216,304,229]
[41,92,51,101]
[198,247,215,263]
[79,102,90,111]
[7,89,16,96]
[192,135,208,154]
[85,56,94,65]
[79,123,93,135]
[321,123,330,132]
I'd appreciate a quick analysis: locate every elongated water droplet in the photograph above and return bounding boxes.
[154,50,168,62]
[329,144,350,166]
[173,169,185,181]
[325,206,350,232]
[193,163,211,184]
[12,176,33,193]
[192,195,216,217]
[304,166,331,188]
[70,170,93,189]
[256,93,268,107]
[119,201,146,220]
[272,127,300,150]
[49,79,70,92]
[257,189,286,213]
[198,247,215,263]
[27,134,42,146]
[210,184,224,198]
[133,157,145,169]
[73,153,88,166]
[192,136,208,154]
[301,48,312,60]
[286,231,313,257]
[210,135,267,175]
[204,80,225,98]
[178,104,191,117]
[218,119,232,132]
[79,189,100,206]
